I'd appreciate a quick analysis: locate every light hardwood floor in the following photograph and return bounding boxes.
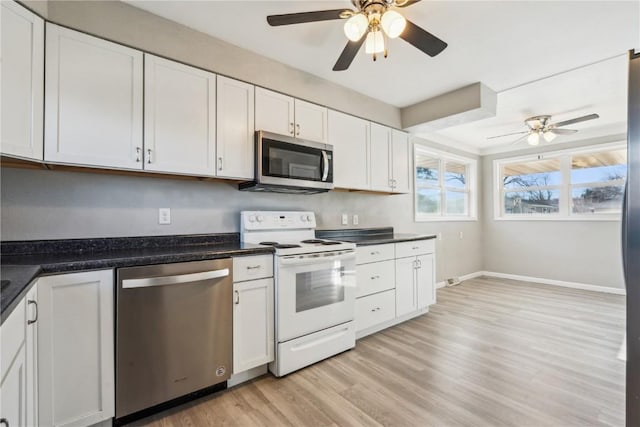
[131,277,626,427]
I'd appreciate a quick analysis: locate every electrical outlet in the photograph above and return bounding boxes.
[159,208,171,225]
[459,231,464,239]
[353,214,359,225]
[341,213,349,225]
[438,232,443,241]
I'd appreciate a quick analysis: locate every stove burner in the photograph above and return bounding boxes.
[300,239,325,244]
[321,241,341,245]
[259,241,279,246]
[274,244,301,249]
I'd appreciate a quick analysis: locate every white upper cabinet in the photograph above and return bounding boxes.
[217,76,255,179]
[255,87,327,143]
[44,24,143,169]
[144,54,216,176]
[369,123,392,192]
[391,129,411,194]
[328,110,370,190]
[1,1,44,161]
[293,99,328,143]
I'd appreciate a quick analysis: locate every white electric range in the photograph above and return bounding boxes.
[241,211,356,377]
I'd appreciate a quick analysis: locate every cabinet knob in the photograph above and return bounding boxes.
[27,300,38,325]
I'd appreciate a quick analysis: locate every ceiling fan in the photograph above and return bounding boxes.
[487,113,600,146]
[266,0,448,71]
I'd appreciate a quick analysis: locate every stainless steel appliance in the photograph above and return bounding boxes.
[115,259,232,422]
[239,131,334,194]
[625,48,640,426]
[241,211,356,376]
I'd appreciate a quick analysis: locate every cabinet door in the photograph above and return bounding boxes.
[255,87,294,137]
[144,54,216,176]
[0,298,27,427]
[217,76,255,179]
[1,1,44,160]
[416,254,435,309]
[44,24,143,169]
[294,99,328,143]
[233,278,274,374]
[25,285,38,427]
[38,270,115,427]
[395,256,417,317]
[391,129,411,194]
[328,110,370,190]
[369,123,392,192]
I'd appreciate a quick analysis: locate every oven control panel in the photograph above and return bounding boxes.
[241,211,317,230]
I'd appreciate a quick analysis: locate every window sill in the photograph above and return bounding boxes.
[494,215,621,222]
[415,216,478,222]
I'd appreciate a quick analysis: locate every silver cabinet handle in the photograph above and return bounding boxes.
[0,418,9,427]
[289,122,295,135]
[412,246,420,250]
[417,259,422,269]
[234,290,240,305]
[147,148,152,164]
[218,157,223,171]
[296,123,300,136]
[122,268,229,289]
[370,251,379,255]
[135,147,141,162]
[27,300,38,325]
[371,275,380,280]
[246,265,261,270]
[370,307,381,312]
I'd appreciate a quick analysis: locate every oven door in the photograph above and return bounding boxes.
[257,131,333,190]
[276,249,356,342]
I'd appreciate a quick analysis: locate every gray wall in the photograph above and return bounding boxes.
[482,135,626,289]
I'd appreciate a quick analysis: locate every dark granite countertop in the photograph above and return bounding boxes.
[316,227,436,246]
[1,233,273,324]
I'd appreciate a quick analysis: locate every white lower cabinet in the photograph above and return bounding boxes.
[38,270,114,427]
[0,283,38,427]
[395,241,436,317]
[232,256,274,375]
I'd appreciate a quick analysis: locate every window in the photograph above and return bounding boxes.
[415,146,477,221]
[495,143,627,220]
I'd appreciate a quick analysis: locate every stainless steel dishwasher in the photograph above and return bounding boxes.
[115,258,232,421]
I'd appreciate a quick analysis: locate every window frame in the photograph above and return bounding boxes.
[493,141,627,221]
[414,145,478,222]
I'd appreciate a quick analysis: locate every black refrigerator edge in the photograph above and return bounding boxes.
[625,48,640,427]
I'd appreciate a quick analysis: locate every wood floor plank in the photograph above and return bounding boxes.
[131,277,626,427]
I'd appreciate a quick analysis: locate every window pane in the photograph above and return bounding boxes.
[416,155,439,185]
[445,161,467,189]
[503,158,561,189]
[417,188,441,215]
[571,149,627,184]
[504,190,560,215]
[572,185,624,214]
[446,191,467,215]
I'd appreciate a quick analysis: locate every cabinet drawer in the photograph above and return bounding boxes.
[395,239,435,258]
[233,255,273,282]
[356,260,395,298]
[356,244,395,265]
[355,290,396,333]
[1,297,26,380]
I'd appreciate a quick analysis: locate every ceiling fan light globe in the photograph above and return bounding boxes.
[381,10,406,38]
[527,132,540,146]
[344,14,368,41]
[365,30,385,54]
[543,131,557,142]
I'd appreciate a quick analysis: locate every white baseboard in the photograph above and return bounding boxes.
[477,271,626,295]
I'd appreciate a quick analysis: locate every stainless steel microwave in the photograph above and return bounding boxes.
[239,131,334,194]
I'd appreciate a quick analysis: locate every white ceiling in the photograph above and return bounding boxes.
[126,0,639,153]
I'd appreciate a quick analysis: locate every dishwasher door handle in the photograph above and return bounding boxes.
[122,268,230,289]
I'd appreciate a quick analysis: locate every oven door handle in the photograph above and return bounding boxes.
[321,150,329,182]
[122,268,229,289]
[279,251,355,266]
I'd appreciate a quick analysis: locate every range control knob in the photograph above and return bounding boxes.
[306,214,312,221]
[300,215,307,222]
[248,215,256,223]
[257,215,264,223]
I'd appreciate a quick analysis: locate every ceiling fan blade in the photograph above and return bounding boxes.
[486,131,528,140]
[267,9,348,26]
[551,128,578,135]
[510,134,530,145]
[333,32,368,71]
[400,20,447,57]
[394,0,422,7]
[550,113,599,128]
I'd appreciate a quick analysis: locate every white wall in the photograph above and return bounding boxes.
[481,135,626,290]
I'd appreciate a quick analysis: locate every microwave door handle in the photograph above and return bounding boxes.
[321,151,329,182]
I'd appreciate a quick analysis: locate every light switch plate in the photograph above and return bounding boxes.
[353,214,359,225]
[159,208,171,225]
[341,213,348,225]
